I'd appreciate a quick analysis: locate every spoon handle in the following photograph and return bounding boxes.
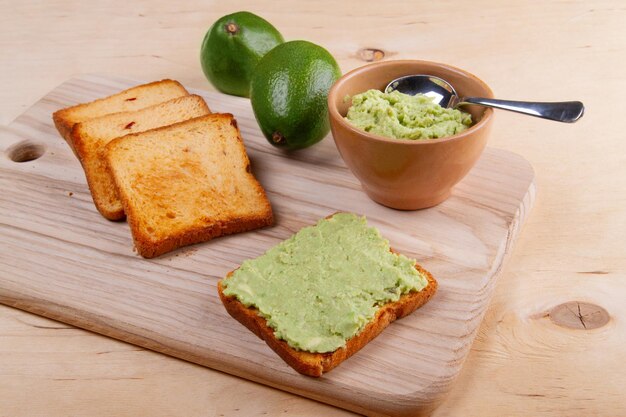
[460,97,584,123]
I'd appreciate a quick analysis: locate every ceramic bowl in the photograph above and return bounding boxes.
[328,60,494,210]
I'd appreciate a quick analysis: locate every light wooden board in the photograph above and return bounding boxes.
[0,75,534,417]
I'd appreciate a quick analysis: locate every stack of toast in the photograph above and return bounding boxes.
[53,80,273,258]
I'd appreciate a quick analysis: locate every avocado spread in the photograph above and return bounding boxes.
[345,89,472,140]
[221,213,428,353]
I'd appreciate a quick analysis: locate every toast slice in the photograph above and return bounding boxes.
[217,215,438,377]
[105,113,273,258]
[72,94,211,220]
[53,79,189,149]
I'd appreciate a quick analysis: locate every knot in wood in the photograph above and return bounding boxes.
[549,301,609,330]
[358,48,385,62]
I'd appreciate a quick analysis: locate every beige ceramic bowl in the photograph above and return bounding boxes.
[328,60,494,209]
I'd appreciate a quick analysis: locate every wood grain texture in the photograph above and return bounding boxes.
[2,1,625,416]
[0,75,533,416]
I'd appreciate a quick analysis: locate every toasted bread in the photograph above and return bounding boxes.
[72,94,211,220]
[52,79,189,150]
[105,113,273,258]
[218,261,436,377]
[217,216,438,377]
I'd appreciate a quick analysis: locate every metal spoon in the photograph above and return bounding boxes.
[385,75,584,123]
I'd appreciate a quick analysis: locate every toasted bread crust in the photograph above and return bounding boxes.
[52,112,75,147]
[134,214,274,258]
[218,258,437,377]
[72,125,126,221]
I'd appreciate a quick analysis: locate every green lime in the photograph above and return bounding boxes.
[250,40,341,150]
[200,11,283,97]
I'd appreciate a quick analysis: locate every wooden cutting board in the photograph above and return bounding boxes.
[0,75,534,417]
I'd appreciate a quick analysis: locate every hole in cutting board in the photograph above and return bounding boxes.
[6,140,46,163]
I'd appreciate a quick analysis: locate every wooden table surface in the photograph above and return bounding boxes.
[1,1,624,416]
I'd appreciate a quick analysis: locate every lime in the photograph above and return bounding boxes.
[250,40,341,150]
[200,12,283,97]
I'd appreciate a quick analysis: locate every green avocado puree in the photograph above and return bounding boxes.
[345,89,472,139]
[222,213,428,353]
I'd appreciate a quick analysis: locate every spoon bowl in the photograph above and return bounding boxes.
[385,74,457,106]
[385,74,584,123]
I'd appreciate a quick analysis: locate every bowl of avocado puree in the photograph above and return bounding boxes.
[345,89,473,140]
[327,60,494,210]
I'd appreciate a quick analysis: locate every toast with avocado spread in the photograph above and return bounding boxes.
[218,213,437,376]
